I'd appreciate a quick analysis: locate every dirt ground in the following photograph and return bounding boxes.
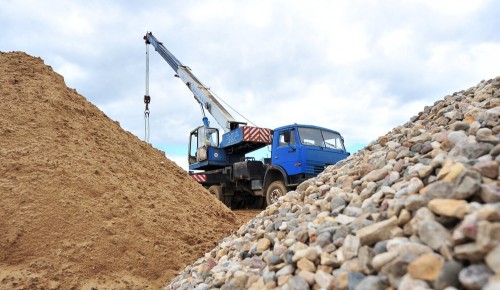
[233,210,262,227]
[0,51,259,289]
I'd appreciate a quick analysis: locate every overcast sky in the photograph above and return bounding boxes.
[1,0,499,170]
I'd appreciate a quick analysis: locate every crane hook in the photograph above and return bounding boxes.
[144,41,151,143]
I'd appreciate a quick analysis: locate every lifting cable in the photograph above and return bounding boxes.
[209,89,258,127]
[144,43,151,143]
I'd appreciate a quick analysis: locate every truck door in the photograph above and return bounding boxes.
[273,128,301,175]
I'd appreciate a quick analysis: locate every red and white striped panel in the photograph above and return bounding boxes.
[242,126,272,144]
[191,174,207,183]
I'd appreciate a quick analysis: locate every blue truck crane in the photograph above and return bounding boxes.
[144,32,350,208]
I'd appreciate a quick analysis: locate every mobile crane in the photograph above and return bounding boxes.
[144,32,350,208]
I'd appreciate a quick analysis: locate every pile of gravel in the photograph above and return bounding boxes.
[167,77,500,290]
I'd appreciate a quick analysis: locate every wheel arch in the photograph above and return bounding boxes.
[263,166,288,193]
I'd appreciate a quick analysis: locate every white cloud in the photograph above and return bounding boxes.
[53,58,88,84]
[377,28,417,58]
[241,1,274,29]
[470,43,500,78]
[1,0,499,169]
[418,0,490,16]
[168,155,189,171]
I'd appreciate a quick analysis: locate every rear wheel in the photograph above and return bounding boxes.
[208,185,232,208]
[266,181,287,206]
[252,196,265,209]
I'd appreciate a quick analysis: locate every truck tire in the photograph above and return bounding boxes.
[208,185,232,208]
[266,181,287,205]
[252,196,265,209]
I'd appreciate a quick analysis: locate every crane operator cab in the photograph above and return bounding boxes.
[189,126,219,163]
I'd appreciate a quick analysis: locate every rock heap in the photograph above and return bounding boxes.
[167,77,500,290]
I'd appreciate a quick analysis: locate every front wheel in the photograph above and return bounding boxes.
[266,181,287,206]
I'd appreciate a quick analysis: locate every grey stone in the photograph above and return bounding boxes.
[263,271,276,283]
[373,240,388,254]
[333,225,350,241]
[331,196,347,210]
[469,120,481,136]
[394,158,406,172]
[397,148,414,159]
[387,240,433,256]
[348,271,366,290]
[336,214,356,225]
[454,243,484,262]
[490,143,500,156]
[354,275,387,290]
[411,143,423,152]
[404,207,435,236]
[315,270,335,289]
[407,177,424,195]
[476,128,499,144]
[315,231,332,247]
[358,245,375,274]
[448,131,468,145]
[432,131,449,143]
[344,206,364,217]
[419,220,451,250]
[409,132,432,143]
[458,264,494,290]
[364,168,388,182]
[423,181,454,199]
[340,235,361,261]
[451,121,470,131]
[473,159,499,179]
[381,252,417,284]
[453,175,481,199]
[196,283,209,290]
[435,116,450,127]
[404,194,428,212]
[276,264,296,277]
[398,273,432,290]
[222,271,248,290]
[485,245,500,274]
[284,275,309,290]
[356,216,398,246]
[433,260,463,290]
[267,254,283,265]
[388,171,401,185]
[372,252,398,271]
[450,142,494,159]
[409,163,433,179]
[420,142,433,154]
[476,221,500,253]
[480,183,500,203]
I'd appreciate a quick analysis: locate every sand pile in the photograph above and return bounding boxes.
[0,51,237,289]
[168,77,499,290]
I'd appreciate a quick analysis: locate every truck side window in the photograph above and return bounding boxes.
[279,130,296,146]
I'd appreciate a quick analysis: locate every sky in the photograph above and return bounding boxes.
[1,0,499,170]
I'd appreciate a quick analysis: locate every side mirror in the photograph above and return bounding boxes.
[283,131,291,144]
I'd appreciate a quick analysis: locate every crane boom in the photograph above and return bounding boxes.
[141,32,349,209]
[144,32,243,132]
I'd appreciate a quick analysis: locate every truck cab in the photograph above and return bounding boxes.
[263,124,349,204]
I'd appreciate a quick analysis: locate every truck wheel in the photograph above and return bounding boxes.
[252,196,264,209]
[208,185,223,200]
[208,185,232,208]
[266,181,287,205]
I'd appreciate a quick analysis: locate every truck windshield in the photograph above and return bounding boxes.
[297,127,345,151]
